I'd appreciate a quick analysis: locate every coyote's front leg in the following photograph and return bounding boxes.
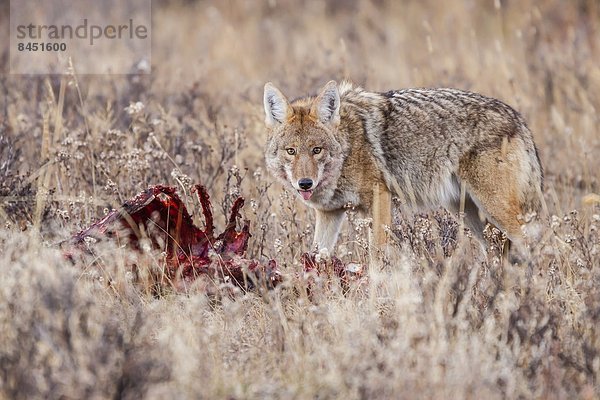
[313,209,346,254]
[371,183,392,248]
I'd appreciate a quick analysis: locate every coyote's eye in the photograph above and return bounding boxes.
[312,147,322,154]
[286,148,296,155]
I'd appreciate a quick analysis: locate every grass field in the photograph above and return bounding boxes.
[1,0,600,398]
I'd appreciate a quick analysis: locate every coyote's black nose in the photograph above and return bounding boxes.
[298,178,313,190]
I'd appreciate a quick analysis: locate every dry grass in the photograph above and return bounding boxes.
[1,0,599,398]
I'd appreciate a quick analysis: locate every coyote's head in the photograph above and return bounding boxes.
[263,81,344,203]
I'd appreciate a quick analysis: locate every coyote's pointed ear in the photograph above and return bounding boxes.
[311,80,340,126]
[264,82,291,126]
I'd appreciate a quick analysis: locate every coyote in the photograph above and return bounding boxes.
[263,80,543,253]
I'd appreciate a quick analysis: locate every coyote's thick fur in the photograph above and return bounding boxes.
[263,80,543,253]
